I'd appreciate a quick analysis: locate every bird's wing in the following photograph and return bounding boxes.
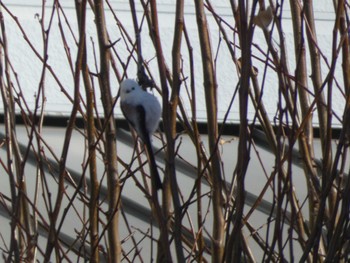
[121,101,148,143]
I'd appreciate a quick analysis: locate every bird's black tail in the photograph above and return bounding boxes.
[144,136,162,190]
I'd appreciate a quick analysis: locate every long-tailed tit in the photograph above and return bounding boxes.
[120,79,162,190]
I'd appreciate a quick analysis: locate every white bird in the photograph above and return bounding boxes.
[119,79,162,190]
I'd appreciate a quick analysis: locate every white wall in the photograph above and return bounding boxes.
[0,0,344,127]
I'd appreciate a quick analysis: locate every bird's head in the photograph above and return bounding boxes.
[119,79,142,100]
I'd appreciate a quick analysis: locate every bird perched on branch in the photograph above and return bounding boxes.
[253,6,273,29]
[120,79,162,190]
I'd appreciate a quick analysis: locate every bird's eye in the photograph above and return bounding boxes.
[131,87,135,90]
